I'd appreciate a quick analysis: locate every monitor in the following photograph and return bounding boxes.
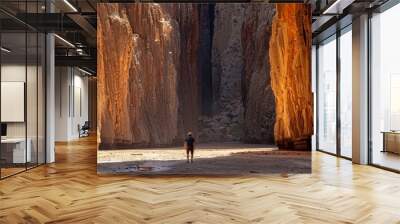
[1,123,7,137]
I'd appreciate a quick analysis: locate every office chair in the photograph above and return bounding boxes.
[79,121,90,138]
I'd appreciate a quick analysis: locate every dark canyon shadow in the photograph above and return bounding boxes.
[98,150,311,176]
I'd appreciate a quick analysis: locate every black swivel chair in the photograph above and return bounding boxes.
[79,121,90,138]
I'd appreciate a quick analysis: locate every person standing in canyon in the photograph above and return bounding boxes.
[184,132,196,163]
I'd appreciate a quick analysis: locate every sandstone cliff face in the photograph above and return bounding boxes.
[98,4,135,148]
[198,4,246,142]
[98,4,200,148]
[199,3,278,144]
[98,3,313,150]
[269,4,313,148]
[173,5,201,143]
[241,4,276,143]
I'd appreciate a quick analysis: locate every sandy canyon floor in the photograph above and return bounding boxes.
[97,143,311,175]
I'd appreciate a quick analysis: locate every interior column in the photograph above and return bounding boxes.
[46,0,55,163]
[352,14,369,164]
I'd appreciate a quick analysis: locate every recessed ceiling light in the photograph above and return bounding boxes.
[54,34,75,48]
[78,67,93,76]
[323,0,355,15]
[63,0,78,12]
[1,47,11,53]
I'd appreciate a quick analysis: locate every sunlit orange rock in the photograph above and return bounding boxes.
[269,4,313,149]
[98,4,200,148]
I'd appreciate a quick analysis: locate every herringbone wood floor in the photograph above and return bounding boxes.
[1,136,400,224]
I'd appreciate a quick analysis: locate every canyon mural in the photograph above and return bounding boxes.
[97,3,312,150]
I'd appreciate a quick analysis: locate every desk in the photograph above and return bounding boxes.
[1,138,31,163]
[382,131,400,154]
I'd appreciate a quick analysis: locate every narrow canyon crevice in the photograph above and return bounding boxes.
[199,3,277,144]
[241,4,276,143]
[199,4,247,142]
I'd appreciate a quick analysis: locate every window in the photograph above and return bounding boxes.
[370,3,400,171]
[317,36,337,154]
[340,27,352,158]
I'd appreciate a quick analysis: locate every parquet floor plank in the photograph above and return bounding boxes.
[0,136,400,223]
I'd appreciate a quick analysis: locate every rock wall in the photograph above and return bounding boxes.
[173,5,201,144]
[98,4,135,148]
[98,3,313,150]
[241,4,276,143]
[198,4,214,115]
[199,3,278,144]
[98,4,200,149]
[269,4,313,149]
[198,4,246,142]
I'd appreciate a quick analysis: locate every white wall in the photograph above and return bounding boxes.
[72,72,89,138]
[55,67,70,141]
[55,67,89,141]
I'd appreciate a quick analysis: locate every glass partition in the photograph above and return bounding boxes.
[0,1,46,179]
[1,31,28,177]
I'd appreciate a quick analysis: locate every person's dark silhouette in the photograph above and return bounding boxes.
[184,132,195,163]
